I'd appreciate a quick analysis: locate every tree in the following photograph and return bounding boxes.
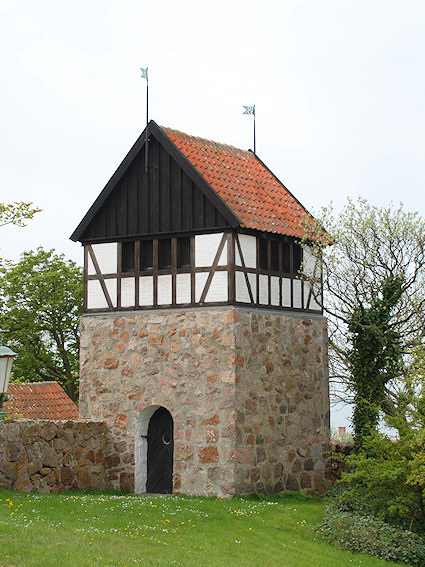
[301,198,425,446]
[0,248,83,401]
[347,275,404,447]
[0,202,41,228]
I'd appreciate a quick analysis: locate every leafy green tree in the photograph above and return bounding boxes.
[0,248,83,401]
[0,202,41,228]
[302,199,425,445]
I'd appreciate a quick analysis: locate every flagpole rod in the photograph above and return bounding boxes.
[141,67,149,173]
[146,70,149,125]
[253,105,256,155]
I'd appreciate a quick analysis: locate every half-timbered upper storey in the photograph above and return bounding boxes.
[71,121,321,314]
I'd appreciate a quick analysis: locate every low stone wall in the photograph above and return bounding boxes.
[0,419,348,495]
[0,419,129,494]
[329,440,355,480]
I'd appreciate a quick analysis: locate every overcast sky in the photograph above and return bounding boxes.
[3,0,423,429]
[2,0,424,267]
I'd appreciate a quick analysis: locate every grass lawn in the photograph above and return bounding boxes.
[0,489,405,567]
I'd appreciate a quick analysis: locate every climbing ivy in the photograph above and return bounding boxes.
[347,276,403,448]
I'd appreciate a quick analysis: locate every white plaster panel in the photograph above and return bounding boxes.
[87,253,96,276]
[259,274,269,305]
[309,283,322,311]
[91,243,118,274]
[235,271,250,303]
[195,272,209,302]
[205,272,228,302]
[158,275,172,305]
[139,276,153,306]
[303,247,316,277]
[293,279,302,308]
[87,280,108,309]
[248,273,257,301]
[235,234,256,268]
[303,282,311,310]
[121,278,135,308]
[282,278,291,307]
[105,279,117,308]
[271,276,280,306]
[176,273,191,304]
[195,233,227,267]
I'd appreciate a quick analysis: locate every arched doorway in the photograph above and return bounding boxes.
[134,405,174,494]
[146,407,174,493]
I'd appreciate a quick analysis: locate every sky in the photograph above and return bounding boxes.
[1,0,425,429]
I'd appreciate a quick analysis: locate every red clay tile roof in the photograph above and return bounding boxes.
[5,381,78,420]
[162,127,312,238]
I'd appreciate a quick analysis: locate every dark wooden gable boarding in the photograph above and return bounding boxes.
[71,121,240,244]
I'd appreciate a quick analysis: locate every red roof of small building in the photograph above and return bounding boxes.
[5,381,78,420]
[163,127,311,238]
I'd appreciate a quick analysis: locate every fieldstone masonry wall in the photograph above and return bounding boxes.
[0,420,127,493]
[79,307,332,497]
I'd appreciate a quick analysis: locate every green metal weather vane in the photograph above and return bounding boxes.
[243,105,256,154]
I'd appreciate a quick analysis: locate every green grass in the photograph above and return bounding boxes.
[0,489,406,567]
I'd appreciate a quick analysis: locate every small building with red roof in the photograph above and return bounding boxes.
[71,121,330,497]
[5,381,78,420]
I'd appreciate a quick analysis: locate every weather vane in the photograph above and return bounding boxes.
[243,105,256,154]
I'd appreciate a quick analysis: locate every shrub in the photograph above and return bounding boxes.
[318,504,425,565]
[339,432,425,534]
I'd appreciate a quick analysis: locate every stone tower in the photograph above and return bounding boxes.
[71,121,331,497]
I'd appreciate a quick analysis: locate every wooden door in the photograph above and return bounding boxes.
[146,407,174,493]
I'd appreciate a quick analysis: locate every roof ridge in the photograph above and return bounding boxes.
[160,126,253,157]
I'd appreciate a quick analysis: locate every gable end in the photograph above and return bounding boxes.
[71,121,240,243]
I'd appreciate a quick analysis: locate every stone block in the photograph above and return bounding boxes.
[60,466,75,485]
[120,472,134,493]
[16,454,28,470]
[104,454,120,468]
[45,472,56,486]
[173,473,182,490]
[40,423,57,442]
[206,428,219,443]
[300,473,312,490]
[40,444,60,469]
[256,447,266,463]
[77,468,94,490]
[6,442,23,462]
[175,443,194,460]
[53,438,67,452]
[114,414,128,429]
[0,471,14,489]
[220,370,235,383]
[27,459,42,476]
[201,413,220,426]
[234,448,254,464]
[15,465,32,491]
[223,310,241,324]
[199,446,219,463]
[285,474,300,491]
[114,441,127,452]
